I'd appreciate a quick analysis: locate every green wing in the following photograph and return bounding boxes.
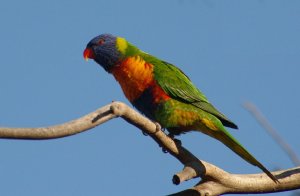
[142,53,238,129]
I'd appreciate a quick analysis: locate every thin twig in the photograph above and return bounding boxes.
[244,102,300,166]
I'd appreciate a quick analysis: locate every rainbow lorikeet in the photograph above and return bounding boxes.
[83,34,277,182]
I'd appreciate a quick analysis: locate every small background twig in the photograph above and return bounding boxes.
[243,102,300,166]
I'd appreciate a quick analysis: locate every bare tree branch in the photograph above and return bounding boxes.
[0,104,115,139]
[243,102,300,166]
[0,101,300,195]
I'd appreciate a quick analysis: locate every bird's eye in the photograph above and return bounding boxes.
[98,39,105,45]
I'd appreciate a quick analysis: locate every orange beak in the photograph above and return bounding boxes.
[83,48,95,61]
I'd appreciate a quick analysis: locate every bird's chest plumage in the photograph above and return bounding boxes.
[111,56,154,101]
[110,56,170,119]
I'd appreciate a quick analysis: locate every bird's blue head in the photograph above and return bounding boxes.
[83,34,126,72]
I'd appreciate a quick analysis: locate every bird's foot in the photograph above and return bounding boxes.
[153,122,169,153]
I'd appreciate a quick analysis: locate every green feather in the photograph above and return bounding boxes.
[141,53,238,129]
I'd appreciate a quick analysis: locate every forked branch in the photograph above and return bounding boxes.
[0,101,299,195]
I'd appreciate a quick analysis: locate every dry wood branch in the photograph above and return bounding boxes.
[0,101,300,195]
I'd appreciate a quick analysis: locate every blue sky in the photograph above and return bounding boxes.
[0,0,299,195]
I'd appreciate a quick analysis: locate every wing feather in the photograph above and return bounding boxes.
[141,54,238,129]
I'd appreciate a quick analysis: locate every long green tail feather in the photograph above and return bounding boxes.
[213,129,278,183]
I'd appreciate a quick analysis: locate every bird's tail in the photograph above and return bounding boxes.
[210,128,278,183]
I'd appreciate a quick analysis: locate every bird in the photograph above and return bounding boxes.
[83,33,277,182]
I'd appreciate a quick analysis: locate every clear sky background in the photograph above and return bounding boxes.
[0,0,299,195]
